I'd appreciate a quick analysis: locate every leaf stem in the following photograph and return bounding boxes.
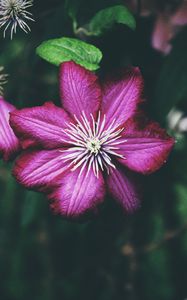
[74,27,94,38]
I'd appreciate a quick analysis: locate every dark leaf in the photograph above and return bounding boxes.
[88,5,136,36]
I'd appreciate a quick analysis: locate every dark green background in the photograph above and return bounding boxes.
[0,0,187,299]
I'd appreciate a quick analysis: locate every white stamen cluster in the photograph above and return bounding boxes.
[61,112,125,178]
[0,66,8,96]
[0,0,34,39]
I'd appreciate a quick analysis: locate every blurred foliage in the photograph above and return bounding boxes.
[87,5,136,35]
[0,0,187,300]
[153,27,187,122]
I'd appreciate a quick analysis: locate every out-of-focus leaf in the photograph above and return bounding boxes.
[88,5,136,36]
[150,213,165,243]
[173,183,187,284]
[141,248,175,300]
[36,37,102,71]
[0,168,17,222]
[174,183,187,223]
[21,191,41,227]
[153,28,187,121]
[171,149,187,183]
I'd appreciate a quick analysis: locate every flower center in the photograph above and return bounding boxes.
[86,137,101,154]
[61,111,125,178]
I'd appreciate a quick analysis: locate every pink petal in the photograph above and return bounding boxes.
[13,149,70,191]
[0,97,20,161]
[107,167,140,213]
[10,102,72,150]
[171,1,187,26]
[49,167,105,218]
[59,61,101,121]
[101,67,144,128]
[151,14,173,54]
[117,116,175,174]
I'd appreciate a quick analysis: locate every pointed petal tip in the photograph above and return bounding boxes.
[102,66,144,128]
[118,117,175,175]
[60,60,77,68]
[59,60,101,121]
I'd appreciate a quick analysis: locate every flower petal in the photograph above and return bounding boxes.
[13,149,70,191]
[59,61,101,121]
[49,167,105,218]
[171,1,187,26]
[106,167,140,213]
[151,14,173,55]
[101,67,144,128]
[117,117,175,174]
[10,102,72,150]
[0,97,20,161]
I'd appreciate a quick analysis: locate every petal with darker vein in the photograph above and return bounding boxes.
[117,117,175,174]
[13,149,70,191]
[10,102,72,150]
[49,167,105,218]
[59,61,101,121]
[101,67,144,128]
[106,167,140,213]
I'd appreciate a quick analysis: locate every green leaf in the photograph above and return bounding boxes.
[141,248,174,300]
[88,5,136,36]
[174,183,187,223]
[36,37,102,71]
[153,28,187,121]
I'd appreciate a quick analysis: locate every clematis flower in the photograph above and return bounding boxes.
[0,97,20,160]
[10,61,174,218]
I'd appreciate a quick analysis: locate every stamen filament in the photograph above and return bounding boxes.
[62,111,125,177]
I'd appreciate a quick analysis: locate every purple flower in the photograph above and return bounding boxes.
[9,61,174,218]
[0,97,20,161]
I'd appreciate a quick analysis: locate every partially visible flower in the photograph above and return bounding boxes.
[125,0,187,54]
[0,97,20,160]
[0,66,8,96]
[152,1,187,54]
[10,61,174,218]
[0,0,34,39]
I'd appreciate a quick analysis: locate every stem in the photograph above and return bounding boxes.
[74,26,94,40]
